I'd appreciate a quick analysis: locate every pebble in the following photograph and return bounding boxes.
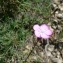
[47,45,54,52]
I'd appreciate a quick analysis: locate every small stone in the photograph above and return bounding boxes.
[53,0,60,5]
[51,57,63,63]
[39,52,45,58]
[58,4,63,11]
[23,49,29,54]
[29,55,37,60]
[52,25,57,29]
[37,42,41,46]
[56,29,61,34]
[57,58,63,63]
[48,22,51,26]
[47,45,54,52]
[52,3,57,8]
[52,52,56,57]
[55,11,59,14]
[46,51,52,57]
[58,25,62,31]
[57,13,63,18]
[26,44,32,50]
[51,57,59,62]
[56,51,60,58]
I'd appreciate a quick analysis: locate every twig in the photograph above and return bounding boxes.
[23,35,37,63]
[23,46,35,63]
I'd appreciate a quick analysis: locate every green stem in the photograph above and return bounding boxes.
[45,39,49,63]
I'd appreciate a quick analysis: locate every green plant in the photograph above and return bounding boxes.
[0,0,52,63]
[0,0,20,21]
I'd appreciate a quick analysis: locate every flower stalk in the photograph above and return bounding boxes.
[45,39,49,63]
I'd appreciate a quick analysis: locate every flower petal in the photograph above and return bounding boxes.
[45,29,53,35]
[33,24,40,31]
[40,24,49,32]
[34,31,41,38]
[41,33,50,39]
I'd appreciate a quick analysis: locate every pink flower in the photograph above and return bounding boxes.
[33,24,53,39]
